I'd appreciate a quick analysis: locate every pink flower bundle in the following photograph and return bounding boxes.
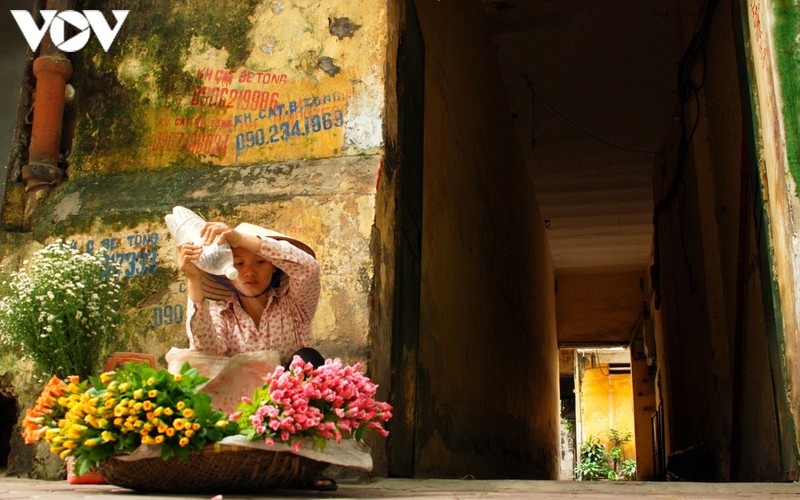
[232,357,392,452]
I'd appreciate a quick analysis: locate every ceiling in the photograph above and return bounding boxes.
[481,0,683,273]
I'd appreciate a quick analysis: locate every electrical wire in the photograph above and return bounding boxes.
[522,72,660,155]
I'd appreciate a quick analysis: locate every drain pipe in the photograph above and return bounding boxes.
[21,0,75,228]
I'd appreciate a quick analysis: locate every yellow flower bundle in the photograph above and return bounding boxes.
[22,362,237,477]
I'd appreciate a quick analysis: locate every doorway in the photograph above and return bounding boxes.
[571,348,638,481]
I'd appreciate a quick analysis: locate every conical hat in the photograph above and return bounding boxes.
[199,223,315,301]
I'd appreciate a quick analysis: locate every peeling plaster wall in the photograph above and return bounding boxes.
[68,0,386,172]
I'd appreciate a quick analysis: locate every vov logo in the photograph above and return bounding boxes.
[11,10,129,53]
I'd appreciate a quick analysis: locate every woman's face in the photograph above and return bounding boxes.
[231,247,276,296]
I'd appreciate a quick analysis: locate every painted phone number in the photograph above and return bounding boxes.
[235,110,344,155]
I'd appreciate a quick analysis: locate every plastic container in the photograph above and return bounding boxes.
[165,206,239,280]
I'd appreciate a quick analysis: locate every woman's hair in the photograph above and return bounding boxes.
[269,268,284,289]
[286,347,325,369]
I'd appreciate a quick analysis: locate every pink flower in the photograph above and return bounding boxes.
[234,357,393,451]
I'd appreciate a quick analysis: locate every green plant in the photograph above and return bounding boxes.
[574,435,608,480]
[575,429,637,481]
[607,428,634,480]
[619,458,637,480]
[0,241,123,379]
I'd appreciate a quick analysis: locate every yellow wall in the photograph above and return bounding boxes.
[580,364,636,462]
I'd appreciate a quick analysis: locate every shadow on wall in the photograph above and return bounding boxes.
[0,3,33,204]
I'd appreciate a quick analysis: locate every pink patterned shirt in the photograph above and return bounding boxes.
[186,237,320,361]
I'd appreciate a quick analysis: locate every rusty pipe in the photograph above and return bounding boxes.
[21,0,75,194]
[21,56,72,191]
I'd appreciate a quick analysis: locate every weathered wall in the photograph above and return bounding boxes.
[651,0,785,480]
[556,271,647,347]
[579,364,636,463]
[1,0,388,476]
[741,0,800,479]
[413,0,560,479]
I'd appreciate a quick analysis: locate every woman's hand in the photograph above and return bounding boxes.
[177,243,203,279]
[199,222,243,247]
[200,221,262,252]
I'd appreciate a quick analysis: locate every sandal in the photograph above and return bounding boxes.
[310,475,338,491]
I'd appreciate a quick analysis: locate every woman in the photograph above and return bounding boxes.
[178,221,323,366]
[175,220,335,491]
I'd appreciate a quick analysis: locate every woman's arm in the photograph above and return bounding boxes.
[257,237,321,318]
[185,298,228,355]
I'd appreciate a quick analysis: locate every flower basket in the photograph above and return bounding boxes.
[99,444,326,493]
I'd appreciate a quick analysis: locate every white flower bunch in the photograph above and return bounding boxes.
[0,241,123,379]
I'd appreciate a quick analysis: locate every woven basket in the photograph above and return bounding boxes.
[99,444,327,493]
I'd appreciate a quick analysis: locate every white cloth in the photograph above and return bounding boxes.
[165,347,280,414]
[116,435,373,471]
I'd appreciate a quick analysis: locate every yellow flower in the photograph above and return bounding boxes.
[179,437,189,447]
[59,448,72,459]
[97,418,109,428]
[173,374,183,382]
[141,435,156,445]
[104,399,116,409]
[184,429,194,438]
[163,408,173,416]
[173,419,185,430]
[157,423,168,434]
[118,382,130,392]
[63,440,78,449]
[100,431,116,442]
[182,408,195,419]
[146,377,157,386]
[165,427,175,437]
[148,390,158,398]
[113,417,124,427]
[64,424,87,440]
[154,435,165,444]
[99,372,115,384]
[154,407,163,417]
[142,401,154,411]
[176,401,186,411]
[83,437,102,447]
[192,422,201,431]
[133,389,144,400]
